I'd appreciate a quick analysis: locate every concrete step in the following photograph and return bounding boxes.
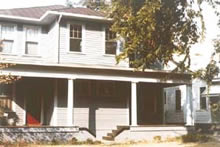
[107,133,114,137]
[102,136,114,141]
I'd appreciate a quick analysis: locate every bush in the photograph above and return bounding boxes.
[180,134,212,143]
[153,136,162,143]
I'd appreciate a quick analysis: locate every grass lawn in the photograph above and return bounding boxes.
[25,141,220,147]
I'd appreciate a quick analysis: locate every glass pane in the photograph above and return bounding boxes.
[105,41,117,55]
[70,31,73,38]
[26,27,38,41]
[25,42,38,55]
[70,39,82,52]
[70,24,82,39]
[0,40,13,53]
[1,25,14,38]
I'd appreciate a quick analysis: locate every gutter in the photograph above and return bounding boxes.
[0,11,111,23]
[57,14,63,64]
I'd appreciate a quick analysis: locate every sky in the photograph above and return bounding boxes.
[0,0,219,70]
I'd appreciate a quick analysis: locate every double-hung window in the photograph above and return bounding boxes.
[69,24,82,52]
[105,28,117,55]
[25,26,39,56]
[0,24,15,54]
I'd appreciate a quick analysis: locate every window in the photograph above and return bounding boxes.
[25,26,39,55]
[105,28,117,55]
[200,87,207,110]
[70,24,82,52]
[0,24,15,54]
[0,84,12,110]
[176,90,181,111]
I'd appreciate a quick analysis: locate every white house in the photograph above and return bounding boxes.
[0,5,195,142]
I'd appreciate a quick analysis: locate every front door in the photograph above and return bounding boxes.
[26,95,42,126]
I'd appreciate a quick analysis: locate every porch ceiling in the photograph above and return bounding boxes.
[2,64,191,85]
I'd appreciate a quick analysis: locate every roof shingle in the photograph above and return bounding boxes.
[0,5,106,19]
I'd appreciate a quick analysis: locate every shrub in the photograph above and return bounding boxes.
[153,136,162,143]
[180,134,212,143]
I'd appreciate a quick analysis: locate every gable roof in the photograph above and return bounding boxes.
[0,5,105,19]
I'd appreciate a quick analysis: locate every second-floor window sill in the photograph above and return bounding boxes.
[67,52,86,55]
[22,54,42,58]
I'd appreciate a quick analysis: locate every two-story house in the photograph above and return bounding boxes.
[0,5,194,141]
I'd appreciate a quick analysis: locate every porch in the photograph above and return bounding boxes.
[0,64,193,140]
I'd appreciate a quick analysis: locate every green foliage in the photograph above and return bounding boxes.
[178,134,212,143]
[111,0,204,71]
[85,0,109,11]
[109,0,220,79]
[153,136,162,143]
[211,102,220,123]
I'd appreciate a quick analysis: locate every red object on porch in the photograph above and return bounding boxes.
[27,113,41,126]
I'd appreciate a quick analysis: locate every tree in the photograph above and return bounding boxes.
[0,40,19,83]
[84,0,109,11]
[109,0,220,81]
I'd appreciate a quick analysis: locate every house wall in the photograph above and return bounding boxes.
[59,19,128,67]
[0,19,128,68]
[192,80,212,124]
[164,85,186,124]
[0,22,57,64]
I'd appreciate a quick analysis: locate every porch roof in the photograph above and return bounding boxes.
[2,63,192,85]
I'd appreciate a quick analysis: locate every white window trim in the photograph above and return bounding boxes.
[67,22,85,54]
[23,25,41,56]
[103,27,120,56]
[0,23,17,55]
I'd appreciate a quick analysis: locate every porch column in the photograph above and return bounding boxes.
[131,81,138,126]
[51,79,58,126]
[67,79,74,126]
[12,83,16,112]
[185,84,194,126]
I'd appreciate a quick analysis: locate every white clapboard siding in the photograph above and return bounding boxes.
[165,111,184,123]
[195,111,212,123]
[73,108,129,129]
[59,21,128,67]
[164,86,186,124]
[56,108,68,126]
[15,103,25,125]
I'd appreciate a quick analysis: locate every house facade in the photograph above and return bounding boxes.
[0,5,195,141]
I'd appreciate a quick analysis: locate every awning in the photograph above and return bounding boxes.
[202,85,220,97]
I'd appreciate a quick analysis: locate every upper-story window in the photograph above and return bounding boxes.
[105,28,117,55]
[25,26,39,56]
[0,24,15,54]
[70,24,82,52]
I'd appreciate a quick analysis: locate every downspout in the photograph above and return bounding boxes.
[57,14,62,64]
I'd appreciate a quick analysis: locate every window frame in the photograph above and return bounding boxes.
[104,27,118,55]
[200,87,207,110]
[0,23,17,55]
[67,23,85,54]
[23,25,41,56]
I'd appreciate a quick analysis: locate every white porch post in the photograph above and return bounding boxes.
[67,79,74,126]
[12,83,16,112]
[185,84,194,126]
[51,79,58,126]
[131,81,138,126]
